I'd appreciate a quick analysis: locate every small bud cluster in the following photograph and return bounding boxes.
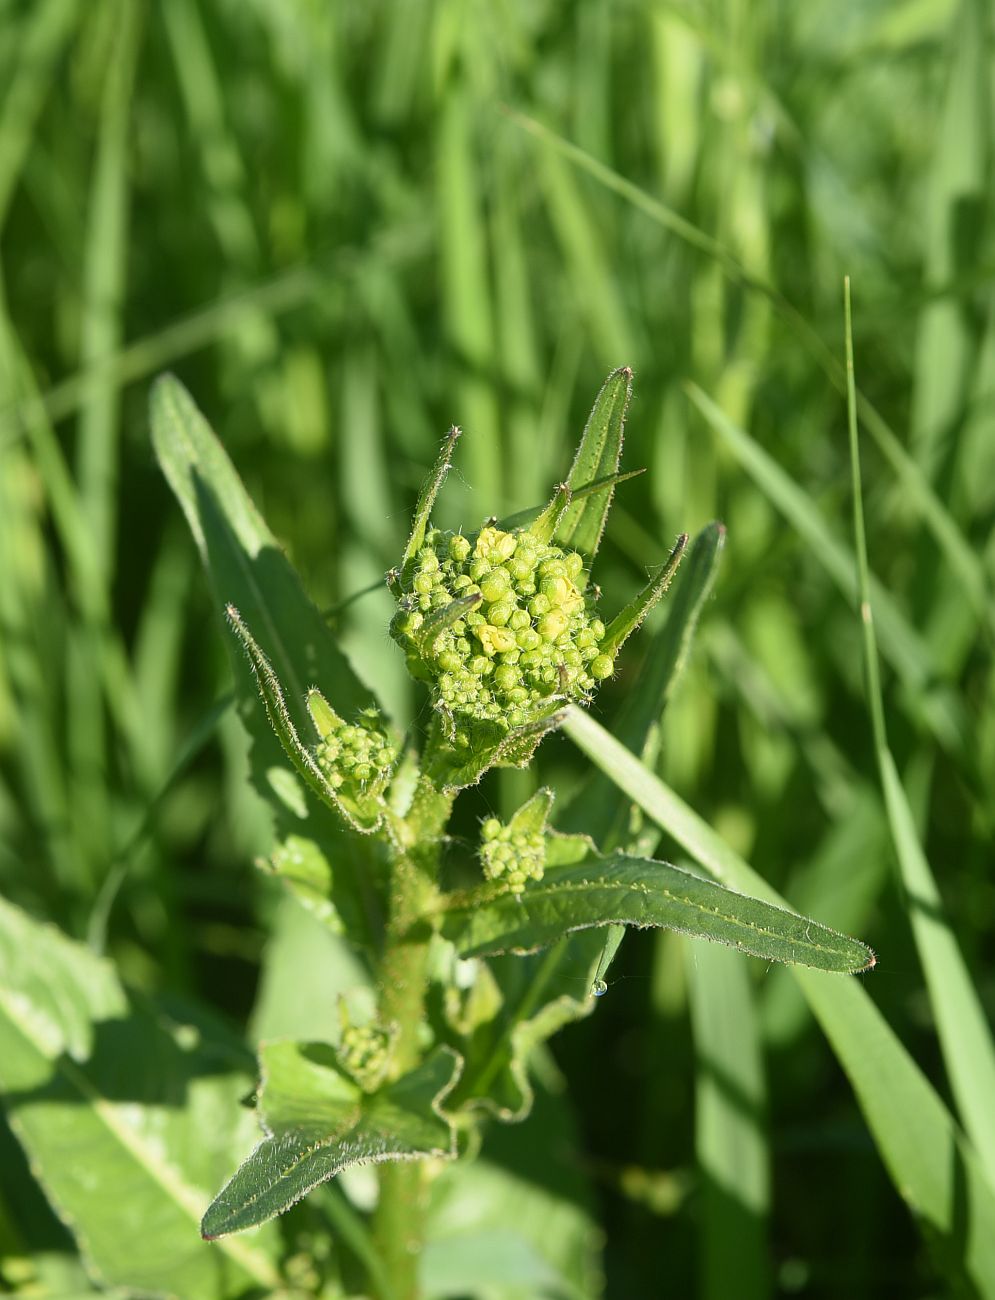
[479,815,546,893]
[314,708,397,797]
[336,1023,392,1092]
[391,524,614,727]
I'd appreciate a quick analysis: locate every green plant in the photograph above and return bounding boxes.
[149,367,872,1297]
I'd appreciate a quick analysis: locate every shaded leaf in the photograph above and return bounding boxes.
[436,926,619,1122]
[562,704,995,1296]
[423,1085,601,1299]
[0,897,281,1297]
[151,375,385,943]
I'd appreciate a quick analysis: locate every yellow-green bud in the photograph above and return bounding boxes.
[590,654,615,680]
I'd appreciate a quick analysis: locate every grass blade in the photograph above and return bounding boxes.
[685,381,969,758]
[560,520,725,846]
[0,0,79,231]
[508,109,994,641]
[562,704,995,1295]
[688,942,770,1300]
[845,277,995,1180]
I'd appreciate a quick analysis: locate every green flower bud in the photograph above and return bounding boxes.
[590,654,615,680]
[477,792,551,892]
[479,568,511,603]
[493,663,520,692]
[487,599,515,627]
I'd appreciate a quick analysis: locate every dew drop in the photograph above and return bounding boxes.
[591,978,608,998]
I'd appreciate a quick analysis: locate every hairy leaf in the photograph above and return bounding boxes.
[553,366,633,563]
[435,847,874,973]
[202,1042,461,1239]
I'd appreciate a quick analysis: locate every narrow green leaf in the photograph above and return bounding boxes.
[910,0,989,477]
[554,367,633,562]
[151,375,388,944]
[436,849,873,973]
[845,278,995,1181]
[527,480,572,546]
[0,0,80,232]
[414,591,482,658]
[501,467,646,536]
[562,705,995,1295]
[226,605,380,833]
[202,1043,460,1239]
[396,423,462,580]
[640,520,724,717]
[0,897,281,1295]
[600,532,688,659]
[76,0,142,586]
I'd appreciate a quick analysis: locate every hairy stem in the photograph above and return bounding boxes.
[372,773,454,1299]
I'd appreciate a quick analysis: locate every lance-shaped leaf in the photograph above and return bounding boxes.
[527,481,572,545]
[413,591,482,658]
[434,849,875,974]
[553,366,633,562]
[201,1042,461,1239]
[392,424,463,589]
[227,606,382,833]
[0,897,282,1296]
[151,376,386,941]
[150,375,376,722]
[560,520,725,846]
[600,532,689,660]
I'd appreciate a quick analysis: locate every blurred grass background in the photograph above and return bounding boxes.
[0,0,993,1295]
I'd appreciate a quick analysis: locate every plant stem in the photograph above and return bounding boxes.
[372,773,453,1299]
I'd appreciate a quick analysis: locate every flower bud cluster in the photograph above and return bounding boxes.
[479,815,546,893]
[390,524,615,727]
[336,1023,392,1092]
[313,707,397,797]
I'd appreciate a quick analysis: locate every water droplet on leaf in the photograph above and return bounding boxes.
[591,978,608,997]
